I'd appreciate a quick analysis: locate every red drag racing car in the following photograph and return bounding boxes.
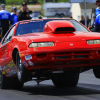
[0,18,100,89]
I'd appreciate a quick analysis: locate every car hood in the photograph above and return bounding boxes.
[18,31,100,42]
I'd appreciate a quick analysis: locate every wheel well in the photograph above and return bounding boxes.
[12,48,18,64]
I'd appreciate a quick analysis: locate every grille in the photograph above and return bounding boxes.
[74,51,90,54]
[53,51,91,60]
[56,56,71,59]
[74,55,89,58]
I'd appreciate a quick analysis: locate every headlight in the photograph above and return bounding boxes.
[29,42,54,48]
[87,40,100,44]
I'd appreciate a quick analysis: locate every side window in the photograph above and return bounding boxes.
[69,20,89,32]
[2,26,16,45]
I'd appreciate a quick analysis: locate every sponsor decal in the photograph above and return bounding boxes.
[1,61,17,77]
[0,45,7,52]
[0,66,2,71]
[12,66,16,70]
[28,61,34,66]
[4,66,7,70]
[8,74,12,77]
[7,69,11,72]
[5,70,7,73]
[19,21,29,25]
[1,45,7,58]
[2,71,5,74]
[6,71,10,74]
[23,61,28,67]
[1,60,17,76]
[13,72,17,75]
[2,68,4,70]
[3,61,15,69]
[25,55,32,60]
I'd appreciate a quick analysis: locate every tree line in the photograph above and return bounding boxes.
[0,0,69,5]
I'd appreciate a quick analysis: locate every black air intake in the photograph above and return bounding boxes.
[55,27,75,32]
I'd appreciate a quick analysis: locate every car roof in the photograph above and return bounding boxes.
[18,18,73,23]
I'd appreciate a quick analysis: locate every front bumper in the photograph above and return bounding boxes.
[20,47,100,70]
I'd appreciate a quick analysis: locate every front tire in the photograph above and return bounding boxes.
[16,52,29,82]
[51,73,79,87]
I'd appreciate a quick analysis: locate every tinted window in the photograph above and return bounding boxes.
[15,19,89,36]
[2,26,16,45]
[69,20,89,32]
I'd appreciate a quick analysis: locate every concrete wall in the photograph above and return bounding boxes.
[70,3,81,21]
[71,3,94,25]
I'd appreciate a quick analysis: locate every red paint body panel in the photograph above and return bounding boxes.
[0,18,100,77]
[43,20,76,33]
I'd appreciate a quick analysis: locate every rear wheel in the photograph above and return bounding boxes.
[51,73,79,87]
[0,71,23,89]
[11,77,23,89]
[0,71,12,89]
[16,52,29,82]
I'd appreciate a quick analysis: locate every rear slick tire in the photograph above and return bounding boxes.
[0,71,23,89]
[0,71,12,89]
[11,77,24,89]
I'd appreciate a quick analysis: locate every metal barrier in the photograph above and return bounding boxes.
[0,28,3,42]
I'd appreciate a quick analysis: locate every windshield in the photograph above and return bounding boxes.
[15,19,89,36]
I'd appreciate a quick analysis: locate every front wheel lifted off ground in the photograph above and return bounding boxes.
[16,52,29,83]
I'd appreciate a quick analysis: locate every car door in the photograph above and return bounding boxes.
[0,25,16,69]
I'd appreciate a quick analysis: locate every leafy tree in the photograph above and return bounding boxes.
[5,0,24,5]
[57,0,69,2]
[0,0,5,3]
[38,0,44,5]
[5,0,69,5]
[38,0,69,5]
[25,0,38,4]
